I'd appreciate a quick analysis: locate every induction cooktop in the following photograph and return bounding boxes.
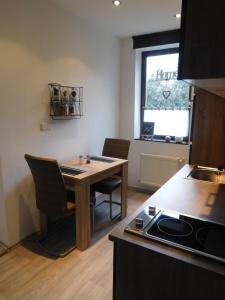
[125,206,225,264]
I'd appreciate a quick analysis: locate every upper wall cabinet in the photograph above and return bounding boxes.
[178,0,225,98]
[190,88,225,169]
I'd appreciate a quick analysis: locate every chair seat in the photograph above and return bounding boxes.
[66,190,76,214]
[92,177,121,194]
[67,201,76,212]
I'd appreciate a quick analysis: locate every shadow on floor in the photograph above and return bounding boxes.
[21,215,76,259]
[21,194,123,259]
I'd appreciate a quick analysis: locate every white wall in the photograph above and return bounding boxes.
[119,38,190,189]
[0,0,120,246]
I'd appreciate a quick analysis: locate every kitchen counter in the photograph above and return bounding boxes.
[109,164,225,300]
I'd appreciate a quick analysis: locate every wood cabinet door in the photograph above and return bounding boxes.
[190,88,225,168]
[178,0,225,80]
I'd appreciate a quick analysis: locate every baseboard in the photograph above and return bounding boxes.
[0,242,8,257]
[128,186,156,195]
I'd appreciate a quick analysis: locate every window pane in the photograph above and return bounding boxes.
[145,53,189,110]
[141,49,190,139]
[144,110,189,137]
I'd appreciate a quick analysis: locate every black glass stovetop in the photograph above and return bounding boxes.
[125,208,225,263]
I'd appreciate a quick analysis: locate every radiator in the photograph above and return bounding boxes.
[140,153,185,188]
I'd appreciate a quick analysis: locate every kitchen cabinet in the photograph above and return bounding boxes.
[109,165,225,300]
[178,0,225,79]
[178,0,225,97]
[111,241,225,300]
[190,88,225,169]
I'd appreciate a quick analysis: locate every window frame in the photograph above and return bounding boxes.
[140,47,190,143]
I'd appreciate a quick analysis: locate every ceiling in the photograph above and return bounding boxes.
[50,0,182,38]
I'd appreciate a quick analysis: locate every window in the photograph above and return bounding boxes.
[140,48,190,143]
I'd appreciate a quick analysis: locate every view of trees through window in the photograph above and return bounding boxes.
[142,49,190,138]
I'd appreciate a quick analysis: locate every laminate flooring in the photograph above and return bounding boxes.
[0,190,151,300]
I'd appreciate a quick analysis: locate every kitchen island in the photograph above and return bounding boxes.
[109,165,225,300]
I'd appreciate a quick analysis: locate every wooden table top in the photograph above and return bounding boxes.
[61,157,128,181]
[109,164,225,276]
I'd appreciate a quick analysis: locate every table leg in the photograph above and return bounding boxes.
[121,162,128,219]
[75,180,91,251]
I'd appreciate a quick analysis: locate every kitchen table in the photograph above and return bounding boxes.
[61,156,128,251]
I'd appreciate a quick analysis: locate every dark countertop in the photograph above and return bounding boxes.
[109,164,225,276]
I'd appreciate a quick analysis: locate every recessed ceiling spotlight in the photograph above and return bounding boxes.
[175,13,181,18]
[112,0,122,7]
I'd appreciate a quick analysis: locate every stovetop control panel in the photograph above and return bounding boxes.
[125,206,159,233]
[125,205,225,264]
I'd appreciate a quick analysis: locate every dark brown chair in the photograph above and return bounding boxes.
[91,138,130,221]
[24,154,76,256]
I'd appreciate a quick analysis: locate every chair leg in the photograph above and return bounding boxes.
[109,194,113,220]
[110,193,122,221]
[94,191,121,221]
[90,190,96,232]
[40,212,49,237]
[90,204,95,233]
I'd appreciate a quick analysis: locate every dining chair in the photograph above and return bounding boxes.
[91,138,130,221]
[24,154,76,256]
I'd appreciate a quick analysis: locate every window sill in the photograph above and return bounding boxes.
[134,138,189,145]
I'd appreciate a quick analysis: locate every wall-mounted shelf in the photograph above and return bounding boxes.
[48,83,83,120]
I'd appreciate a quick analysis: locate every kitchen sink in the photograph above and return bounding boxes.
[187,167,225,184]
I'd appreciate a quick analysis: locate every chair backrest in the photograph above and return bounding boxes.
[102,138,130,160]
[24,154,67,219]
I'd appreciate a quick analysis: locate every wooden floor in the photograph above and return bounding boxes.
[0,190,151,300]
